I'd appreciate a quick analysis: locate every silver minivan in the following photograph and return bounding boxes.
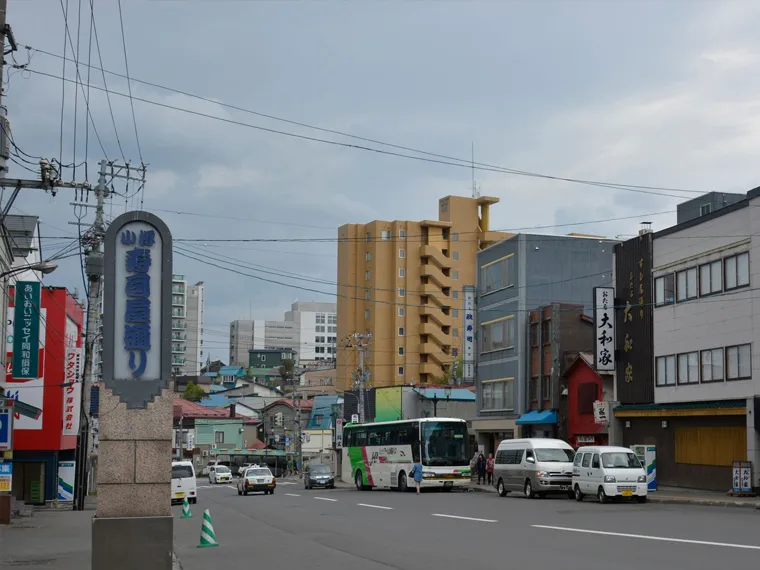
[493,438,576,499]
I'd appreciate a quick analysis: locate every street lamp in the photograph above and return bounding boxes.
[0,260,58,280]
[420,386,452,418]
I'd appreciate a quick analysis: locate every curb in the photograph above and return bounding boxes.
[468,485,760,509]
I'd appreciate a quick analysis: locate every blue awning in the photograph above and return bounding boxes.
[515,410,558,425]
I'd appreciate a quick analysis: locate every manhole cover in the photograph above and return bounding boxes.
[0,560,56,566]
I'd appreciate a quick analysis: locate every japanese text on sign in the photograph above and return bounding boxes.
[62,348,82,436]
[12,281,41,379]
[122,228,156,378]
[593,287,615,371]
[463,287,476,383]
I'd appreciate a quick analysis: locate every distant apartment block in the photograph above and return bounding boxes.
[172,275,205,376]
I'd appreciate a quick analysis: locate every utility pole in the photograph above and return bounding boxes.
[348,331,371,423]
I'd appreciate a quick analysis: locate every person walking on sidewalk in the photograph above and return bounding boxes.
[476,453,486,485]
[411,460,423,495]
[486,453,495,486]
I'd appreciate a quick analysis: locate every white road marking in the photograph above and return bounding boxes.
[314,497,338,502]
[532,525,760,551]
[432,514,497,523]
[285,493,301,497]
[226,485,237,489]
[278,481,297,485]
[358,503,393,510]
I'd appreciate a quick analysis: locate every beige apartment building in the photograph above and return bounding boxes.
[336,195,511,391]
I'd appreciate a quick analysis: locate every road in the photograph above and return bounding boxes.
[173,481,760,570]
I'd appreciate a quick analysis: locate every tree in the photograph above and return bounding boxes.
[279,358,295,386]
[245,367,256,380]
[183,381,205,402]
[435,357,464,385]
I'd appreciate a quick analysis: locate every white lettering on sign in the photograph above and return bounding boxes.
[463,287,476,383]
[593,287,615,372]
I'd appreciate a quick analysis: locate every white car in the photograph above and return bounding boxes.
[209,465,233,484]
[172,461,197,504]
[572,445,648,503]
[237,467,276,495]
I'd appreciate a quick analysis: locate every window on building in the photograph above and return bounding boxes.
[655,274,675,306]
[480,256,515,294]
[452,270,459,280]
[452,290,459,299]
[328,325,337,333]
[398,307,405,317]
[398,267,405,278]
[215,431,224,444]
[365,271,371,281]
[398,366,404,376]
[328,314,337,325]
[481,379,513,410]
[676,267,698,301]
[398,327,405,336]
[364,309,370,319]
[452,232,459,242]
[316,314,326,324]
[699,261,722,296]
[480,317,515,352]
[541,376,551,400]
[724,252,750,290]
[701,348,724,382]
[700,203,712,216]
[655,355,676,386]
[452,251,459,261]
[726,344,751,380]
[398,288,406,297]
[366,232,372,242]
[381,230,391,240]
[399,229,406,238]
[541,319,550,344]
[398,346,404,356]
[365,251,372,262]
[365,289,371,300]
[452,309,459,318]
[315,336,326,343]
[677,352,699,384]
[452,328,459,338]
[451,348,458,357]
[399,248,406,259]
[316,325,325,332]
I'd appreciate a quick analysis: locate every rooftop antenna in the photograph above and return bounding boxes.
[471,142,480,198]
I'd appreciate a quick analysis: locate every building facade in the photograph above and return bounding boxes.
[473,233,618,454]
[614,189,760,491]
[171,275,204,376]
[337,195,510,390]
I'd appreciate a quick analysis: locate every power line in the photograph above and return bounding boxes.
[23,44,709,197]
[23,66,701,201]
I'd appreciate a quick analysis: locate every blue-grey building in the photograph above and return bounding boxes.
[471,233,618,453]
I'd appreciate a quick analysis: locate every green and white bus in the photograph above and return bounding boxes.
[341,418,471,491]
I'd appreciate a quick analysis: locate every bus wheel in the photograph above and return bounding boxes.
[355,470,365,491]
[398,472,408,492]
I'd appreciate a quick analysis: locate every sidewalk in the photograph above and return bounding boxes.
[469,480,760,509]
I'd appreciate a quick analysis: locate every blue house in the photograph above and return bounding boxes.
[307,395,341,429]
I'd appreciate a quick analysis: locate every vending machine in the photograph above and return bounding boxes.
[630,445,657,491]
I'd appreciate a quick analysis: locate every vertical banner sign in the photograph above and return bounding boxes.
[57,460,76,501]
[12,281,41,379]
[0,406,11,450]
[0,462,12,492]
[335,418,343,450]
[62,348,83,436]
[4,306,46,430]
[593,287,615,372]
[462,286,476,384]
[103,211,172,409]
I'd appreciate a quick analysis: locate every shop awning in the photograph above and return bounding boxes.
[515,410,557,425]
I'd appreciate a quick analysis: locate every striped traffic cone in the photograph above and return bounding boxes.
[180,497,193,519]
[197,509,219,548]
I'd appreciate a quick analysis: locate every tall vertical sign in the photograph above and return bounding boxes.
[62,348,82,436]
[462,286,476,384]
[12,282,41,379]
[593,287,615,372]
[102,212,172,408]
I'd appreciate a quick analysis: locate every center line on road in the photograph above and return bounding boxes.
[285,493,301,497]
[532,525,760,551]
[314,497,338,502]
[358,503,393,510]
[432,514,497,523]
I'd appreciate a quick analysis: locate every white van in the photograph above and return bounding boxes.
[493,438,576,499]
[572,446,647,503]
[171,460,197,504]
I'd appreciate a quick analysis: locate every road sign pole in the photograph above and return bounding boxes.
[0,401,14,525]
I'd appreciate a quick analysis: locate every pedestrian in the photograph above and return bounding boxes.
[287,458,294,477]
[411,459,423,495]
[486,453,495,486]
[477,453,486,485]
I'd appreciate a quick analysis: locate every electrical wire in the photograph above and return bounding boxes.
[58,0,70,172]
[116,0,144,167]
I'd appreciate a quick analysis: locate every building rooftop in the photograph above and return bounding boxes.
[173,397,230,419]
[4,214,39,257]
[413,387,476,401]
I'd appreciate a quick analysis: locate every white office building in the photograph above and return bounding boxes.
[172,275,205,376]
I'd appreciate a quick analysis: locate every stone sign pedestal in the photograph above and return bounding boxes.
[92,387,174,570]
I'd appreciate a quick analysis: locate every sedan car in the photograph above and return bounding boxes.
[304,463,335,490]
[237,467,276,495]
[209,465,233,484]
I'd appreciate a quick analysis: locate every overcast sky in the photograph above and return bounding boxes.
[5,0,760,362]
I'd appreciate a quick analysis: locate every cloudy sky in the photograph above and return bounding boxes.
[5,0,760,362]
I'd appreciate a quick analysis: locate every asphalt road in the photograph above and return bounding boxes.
[173,481,760,570]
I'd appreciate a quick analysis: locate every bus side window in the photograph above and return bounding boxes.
[356,429,367,447]
[412,443,420,463]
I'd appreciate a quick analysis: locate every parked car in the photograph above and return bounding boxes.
[493,438,575,499]
[172,461,197,504]
[304,463,335,490]
[572,445,648,504]
[237,467,276,495]
[209,465,233,484]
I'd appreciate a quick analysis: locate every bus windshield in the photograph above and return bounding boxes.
[421,421,469,467]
